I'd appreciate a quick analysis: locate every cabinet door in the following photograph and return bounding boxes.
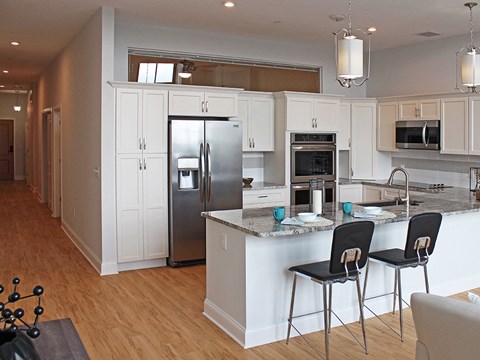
[143,89,168,153]
[249,97,274,151]
[238,98,251,151]
[441,98,468,155]
[363,186,382,202]
[286,97,314,131]
[205,92,238,117]
[398,101,418,120]
[168,90,204,116]
[351,103,376,179]
[377,102,397,151]
[338,184,362,202]
[314,99,340,132]
[337,103,351,150]
[117,154,144,263]
[243,188,286,209]
[116,88,142,154]
[143,154,168,260]
[419,99,440,120]
[469,97,480,155]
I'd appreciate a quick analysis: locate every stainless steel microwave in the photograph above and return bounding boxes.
[396,120,440,150]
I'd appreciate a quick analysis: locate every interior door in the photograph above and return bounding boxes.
[0,120,14,180]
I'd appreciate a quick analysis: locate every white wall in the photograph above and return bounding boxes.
[114,21,366,98]
[36,7,115,274]
[0,92,27,180]
[367,33,468,97]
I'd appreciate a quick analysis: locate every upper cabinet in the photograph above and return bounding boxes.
[469,97,480,155]
[116,88,168,154]
[337,102,351,151]
[282,93,340,132]
[398,99,440,120]
[238,92,274,152]
[168,90,239,117]
[377,102,398,152]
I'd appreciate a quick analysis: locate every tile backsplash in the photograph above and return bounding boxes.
[242,153,264,182]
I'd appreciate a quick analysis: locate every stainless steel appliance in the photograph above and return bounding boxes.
[168,118,242,266]
[290,133,336,205]
[396,120,440,150]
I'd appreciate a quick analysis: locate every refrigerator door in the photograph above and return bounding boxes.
[205,120,243,211]
[169,119,206,265]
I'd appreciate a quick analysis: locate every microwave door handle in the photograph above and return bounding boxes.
[425,124,430,147]
[200,143,205,204]
[422,122,428,147]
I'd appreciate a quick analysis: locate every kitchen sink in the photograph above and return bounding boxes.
[357,199,423,207]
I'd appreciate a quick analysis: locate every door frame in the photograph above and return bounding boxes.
[0,118,15,180]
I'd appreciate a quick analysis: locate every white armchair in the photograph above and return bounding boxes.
[411,292,480,360]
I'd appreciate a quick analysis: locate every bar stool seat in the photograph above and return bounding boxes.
[362,212,442,342]
[286,221,375,360]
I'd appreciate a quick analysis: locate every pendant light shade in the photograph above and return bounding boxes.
[456,2,480,93]
[333,0,372,88]
[13,90,21,112]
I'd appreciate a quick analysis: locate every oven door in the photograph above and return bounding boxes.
[396,120,440,150]
[291,144,336,183]
[290,181,336,206]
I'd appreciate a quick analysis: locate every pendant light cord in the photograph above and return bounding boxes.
[347,0,352,35]
[470,4,474,49]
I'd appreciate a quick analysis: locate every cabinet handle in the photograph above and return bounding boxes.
[143,137,146,150]
[139,138,142,150]
[202,101,205,113]
[143,158,146,170]
[139,159,142,170]
[258,195,268,198]
[315,118,318,128]
[312,118,315,128]
[252,138,255,148]
[206,101,209,113]
[248,138,252,148]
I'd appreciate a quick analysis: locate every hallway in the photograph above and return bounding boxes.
[1,180,471,359]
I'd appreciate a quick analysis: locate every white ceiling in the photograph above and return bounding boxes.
[0,0,476,90]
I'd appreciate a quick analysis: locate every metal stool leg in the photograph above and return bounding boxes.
[323,282,330,360]
[393,269,398,314]
[396,267,404,342]
[423,264,430,293]
[356,276,368,354]
[328,283,332,333]
[361,259,370,304]
[286,273,297,344]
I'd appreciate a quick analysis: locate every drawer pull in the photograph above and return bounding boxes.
[258,195,268,198]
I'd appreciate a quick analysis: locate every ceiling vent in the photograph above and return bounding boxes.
[417,31,441,37]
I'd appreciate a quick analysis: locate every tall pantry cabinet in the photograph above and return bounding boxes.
[115,87,169,265]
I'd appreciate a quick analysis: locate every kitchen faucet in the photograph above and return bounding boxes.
[386,167,410,212]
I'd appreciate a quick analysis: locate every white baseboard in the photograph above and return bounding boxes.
[101,262,119,276]
[61,220,102,275]
[117,259,166,272]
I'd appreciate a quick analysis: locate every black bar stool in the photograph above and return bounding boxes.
[362,212,442,341]
[286,221,375,360]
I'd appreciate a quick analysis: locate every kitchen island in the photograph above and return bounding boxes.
[202,188,480,348]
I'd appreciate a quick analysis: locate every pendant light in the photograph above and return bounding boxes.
[333,0,372,88]
[456,2,480,93]
[178,60,195,79]
[13,90,21,112]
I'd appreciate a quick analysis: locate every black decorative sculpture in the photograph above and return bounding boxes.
[0,278,44,360]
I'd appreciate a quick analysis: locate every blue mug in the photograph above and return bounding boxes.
[342,202,353,214]
[273,206,285,221]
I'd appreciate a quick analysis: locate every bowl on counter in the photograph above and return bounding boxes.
[297,212,318,222]
[363,206,382,215]
[242,177,254,186]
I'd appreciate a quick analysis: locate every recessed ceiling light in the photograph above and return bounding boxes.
[3,70,8,74]
[0,85,4,88]
[10,41,19,46]
[224,1,235,7]
[329,14,345,22]
[368,27,377,32]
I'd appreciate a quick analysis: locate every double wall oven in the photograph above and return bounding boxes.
[290,133,336,205]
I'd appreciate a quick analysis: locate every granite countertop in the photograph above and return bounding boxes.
[203,187,480,238]
[339,178,451,194]
[242,181,287,191]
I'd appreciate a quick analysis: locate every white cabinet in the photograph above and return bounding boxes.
[350,102,377,179]
[285,94,340,131]
[469,97,480,155]
[114,86,169,265]
[238,93,274,152]
[377,102,397,151]
[338,184,362,202]
[116,88,168,154]
[338,103,351,150]
[399,99,440,120]
[441,97,469,155]
[362,185,382,202]
[168,90,238,117]
[116,154,168,262]
[243,188,287,209]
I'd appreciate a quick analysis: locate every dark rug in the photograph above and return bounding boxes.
[32,318,89,360]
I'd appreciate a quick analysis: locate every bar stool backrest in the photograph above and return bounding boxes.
[329,221,375,274]
[404,212,442,260]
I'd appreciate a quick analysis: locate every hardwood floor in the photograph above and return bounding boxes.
[0,180,476,359]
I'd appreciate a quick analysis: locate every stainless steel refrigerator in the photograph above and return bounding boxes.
[168,118,242,266]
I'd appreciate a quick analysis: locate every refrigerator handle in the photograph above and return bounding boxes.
[207,143,212,203]
[200,143,205,204]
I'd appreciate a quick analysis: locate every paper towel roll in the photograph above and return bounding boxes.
[312,189,323,214]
